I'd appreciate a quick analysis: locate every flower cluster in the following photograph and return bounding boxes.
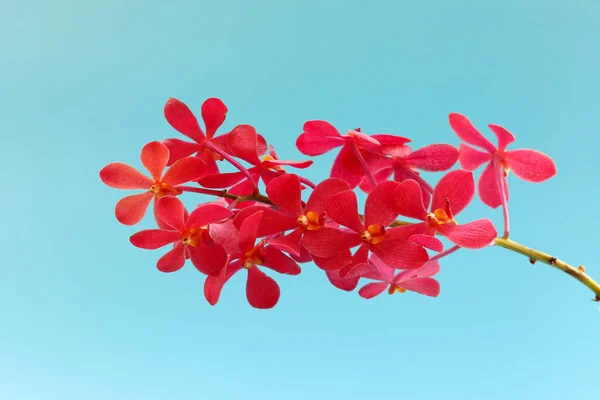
[100,97,557,309]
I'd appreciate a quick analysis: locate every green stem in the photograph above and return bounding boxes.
[495,237,600,302]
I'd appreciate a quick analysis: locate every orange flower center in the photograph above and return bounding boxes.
[149,182,182,199]
[426,198,457,227]
[181,227,210,247]
[361,224,386,244]
[387,284,407,295]
[297,211,324,230]
[262,155,284,172]
[243,240,267,269]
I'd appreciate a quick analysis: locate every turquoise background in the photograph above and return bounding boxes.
[2,1,599,399]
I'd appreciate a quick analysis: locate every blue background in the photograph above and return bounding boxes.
[2,1,599,399]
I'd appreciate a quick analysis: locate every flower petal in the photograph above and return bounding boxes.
[393,167,432,209]
[478,162,504,209]
[370,134,412,157]
[161,156,206,186]
[504,149,557,183]
[204,260,242,306]
[306,178,351,214]
[201,98,228,139]
[312,250,352,271]
[233,205,297,238]
[368,253,395,282]
[246,267,280,309]
[100,163,153,190]
[115,192,154,225]
[437,219,497,249]
[263,159,313,169]
[162,138,201,166]
[488,124,515,151]
[339,262,374,279]
[358,282,389,299]
[296,120,345,156]
[262,246,302,275]
[130,229,181,249]
[198,171,246,188]
[393,179,428,220]
[364,181,399,227]
[186,203,232,228]
[301,227,362,258]
[225,124,262,165]
[448,113,496,153]
[431,170,475,216]
[266,174,303,216]
[267,228,303,257]
[458,143,490,171]
[141,141,170,181]
[330,143,368,185]
[358,165,394,193]
[156,196,186,231]
[188,242,228,276]
[326,271,360,292]
[372,238,429,269]
[410,234,444,252]
[405,144,459,171]
[238,210,263,253]
[164,98,205,142]
[326,190,364,233]
[399,277,440,297]
[156,242,186,273]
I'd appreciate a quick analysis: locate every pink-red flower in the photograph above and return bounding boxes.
[393,170,497,249]
[449,113,556,208]
[358,254,441,299]
[162,98,267,175]
[99,141,206,225]
[204,210,302,309]
[129,196,232,274]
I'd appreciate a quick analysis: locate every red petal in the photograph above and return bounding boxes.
[330,143,367,183]
[263,159,313,169]
[487,124,515,151]
[312,250,352,271]
[204,260,242,306]
[100,163,153,190]
[478,162,504,209]
[164,98,204,142]
[296,120,345,155]
[226,124,262,165]
[141,141,169,181]
[326,190,364,233]
[364,181,399,227]
[351,131,381,149]
[301,227,362,258]
[198,171,246,188]
[130,229,180,249]
[266,174,303,216]
[370,134,411,157]
[246,267,280,309]
[305,178,351,214]
[406,144,459,171]
[326,271,360,291]
[153,197,174,230]
[448,113,496,153]
[393,167,432,209]
[186,204,232,228]
[437,219,497,249]
[339,262,374,279]
[233,205,297,237]
[372,238,429,269]
[262,246,302,275]
[156,242,186,273]
[431,170,474,216]
[267,228,303,257]
[155,196,186,231]
[227,172,260,197]
[197,148,220,176]
[504,149,557,183]
[161,156,206,186]
[238,211,262,253]
[201,98,227,139]
[410,234,444,252]
[188,242,228,275]
[358,282,388,299]
[458,143,490,171]
[115,192,154,225]
[368,253,395,282]
[399,277,440,297]
[162,138,201,166]
[209,220,240,256]
[358,165,394,193]
[393,179,427,220]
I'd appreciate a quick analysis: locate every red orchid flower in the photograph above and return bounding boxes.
[129,196,232,274]
[302,181,430,273]
[358,254,441,299]
[99,141,206,225]
[326,270,361,292]
[393,170,497,249]
[204,211,302,309]
[359,143,459,207]
[162,98,268,175]
[296,121,394,188]
[199,141,313,196]
[449,113,557,208]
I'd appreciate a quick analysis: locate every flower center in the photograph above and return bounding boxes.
[149,182,182,199]
[181,227,210,247]
[361,224,386,244]
[242,240,267,269]
[262,155,284,172]
[297,211,324,230]
[426,198,457,227]
[387,284,406,295]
